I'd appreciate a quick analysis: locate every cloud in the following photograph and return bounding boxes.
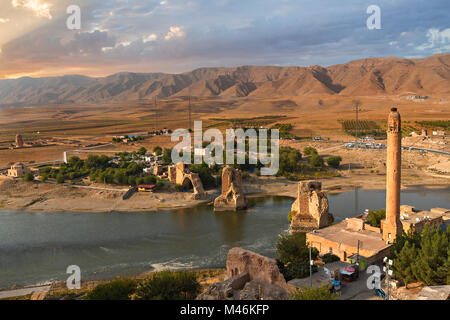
[165,26,185,40]
[143,33,158,43]
[11,0,53,19]
[416,28,450,52]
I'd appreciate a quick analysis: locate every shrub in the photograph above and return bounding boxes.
[86,278,137,300]
[175,184,183,192]
[322,253,340,264]
[23,172,34,182]
[40,174,49,182]
[326,156,342,168]
[291,285,337,300]
[241,171,250,180]
[135,270,200,300]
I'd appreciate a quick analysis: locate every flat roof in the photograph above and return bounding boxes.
[308,220,389,253]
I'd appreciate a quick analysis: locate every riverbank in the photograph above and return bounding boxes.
[0,166,448,213]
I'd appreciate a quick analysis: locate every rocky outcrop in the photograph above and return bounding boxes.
[290,180,334,233]
[214,166,247,211]
[197,247,289,300]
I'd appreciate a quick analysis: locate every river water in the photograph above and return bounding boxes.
[0,187,448,288]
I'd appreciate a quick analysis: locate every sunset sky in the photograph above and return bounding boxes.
[0,0,449,79]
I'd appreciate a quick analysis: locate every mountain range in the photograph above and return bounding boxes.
[0,54,449,106]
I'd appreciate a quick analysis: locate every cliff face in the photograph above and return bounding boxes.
[1,54,449,106]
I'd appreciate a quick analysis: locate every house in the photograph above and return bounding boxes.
[7,162,30,177]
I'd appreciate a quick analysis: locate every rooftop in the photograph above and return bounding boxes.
[308,220,390,253]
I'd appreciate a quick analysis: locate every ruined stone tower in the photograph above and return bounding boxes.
[15,134,24,148]
[289,181,334,232]
[382,108,403,243]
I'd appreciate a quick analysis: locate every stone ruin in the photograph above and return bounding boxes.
[197,248,289,300]
[168,162,206,200]
[15,134,24,148]
[290,180,334,233]
[213,166,247,211]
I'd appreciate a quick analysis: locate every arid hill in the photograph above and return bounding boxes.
[0,54,449,106]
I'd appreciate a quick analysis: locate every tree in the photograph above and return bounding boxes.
[322,253,340,264]
[303,147,318,156]
[413,226,449,286]
[392,241,417,287]
[309,153,323,168]
[138,147,147,156]
[56,173,65,184]
[23,172,34,182]
[276,233,318,280]
[366,209,386,228]
[153,146,163,156]
[326,156,342,168]
[291,285,337,300]
[162,148,172,164]
[86,278,137,300]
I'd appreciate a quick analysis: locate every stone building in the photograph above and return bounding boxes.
[214,166,247,211]
[289,181,334,232]
[8,162,30,177]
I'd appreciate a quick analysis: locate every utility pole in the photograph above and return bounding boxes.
[188,95,192,131]
[154,96,158,133]
[354,100,360,148]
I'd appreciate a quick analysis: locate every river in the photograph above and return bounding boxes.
[0,187,448,288]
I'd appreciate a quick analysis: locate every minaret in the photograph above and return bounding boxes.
[383,108,403,243]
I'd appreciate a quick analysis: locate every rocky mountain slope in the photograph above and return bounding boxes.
[0,54,449,106]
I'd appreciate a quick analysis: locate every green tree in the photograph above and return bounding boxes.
[309,153,323,168]
[326,156,342,168]
[162,148,172,164]
[138,147,147,156]
[392,241,418,287]
[153,146,163,156]
[56,173,65,184]
[413,226,449,286]
[86,278,137,300]
[366,209,386,228]
[322,253,340,264]
[23,172,34,182]
[303,147,318,156]
[291,285,337,300]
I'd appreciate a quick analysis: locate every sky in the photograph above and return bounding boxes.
[0,0,449,79]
